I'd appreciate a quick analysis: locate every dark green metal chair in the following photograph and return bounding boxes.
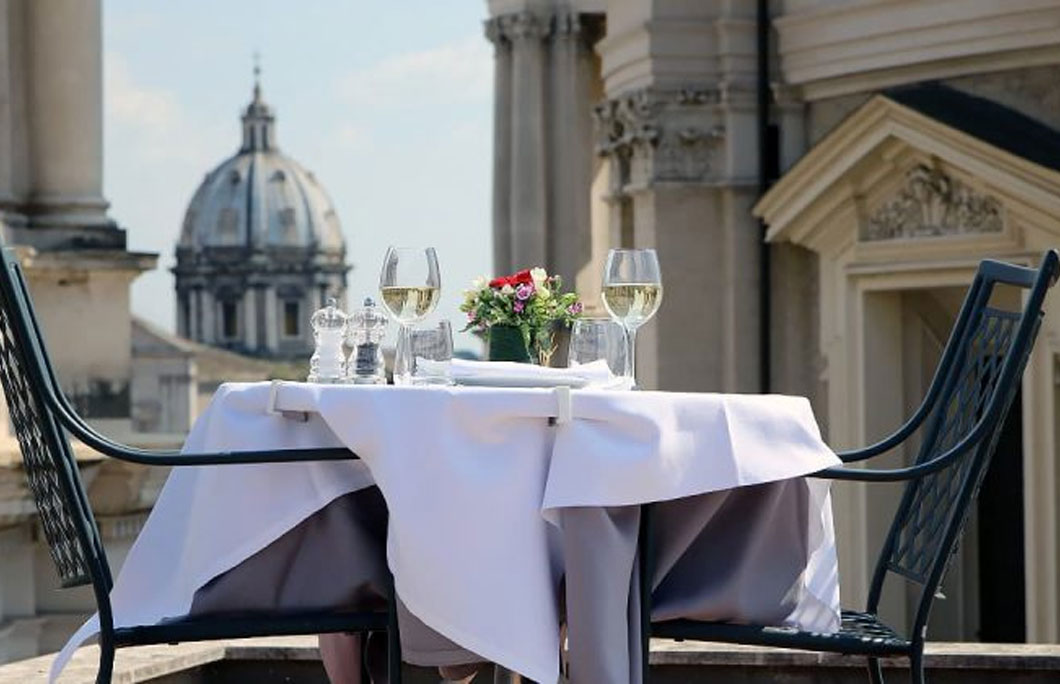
[0,247,401,684]
[639,250,1059,684]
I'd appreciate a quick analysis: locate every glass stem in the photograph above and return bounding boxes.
[395,324,411,384]
[626,325,637,386]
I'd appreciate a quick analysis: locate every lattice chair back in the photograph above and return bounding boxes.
[0,249,110,592]
[869,253,1058,634]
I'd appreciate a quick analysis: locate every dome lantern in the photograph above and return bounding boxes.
[241,59,276,152]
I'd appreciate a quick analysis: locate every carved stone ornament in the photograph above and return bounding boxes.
[594,88,724,185]
[486,10,593,45]
[862,164,1004,241]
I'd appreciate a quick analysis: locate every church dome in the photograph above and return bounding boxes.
[178,78,344,253]
[172,69,350,361]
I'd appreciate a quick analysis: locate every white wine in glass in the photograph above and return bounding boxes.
[602,249,662,387]
[601,283,663,328]
[379,247,441,384]
[380,286,441,322]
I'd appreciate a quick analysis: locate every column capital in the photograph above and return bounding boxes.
[551,11,581,39]
[594,88,727,187]
[505,11,548,42]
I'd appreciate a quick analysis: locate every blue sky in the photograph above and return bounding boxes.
[103,0,493,352]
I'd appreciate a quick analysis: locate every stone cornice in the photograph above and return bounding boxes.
[775,0,1060,100]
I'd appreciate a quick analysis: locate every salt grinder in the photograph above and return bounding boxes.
[347,297,388,385]
[308,297,348,383]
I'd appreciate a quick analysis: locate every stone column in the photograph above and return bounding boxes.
[507,11,548,270]
[0,0,30,213]
[24,0,109,232]
[546,11,597,289]
[192,287,203,342]
[200,289,216,344]
[243,288,257,349]
[486,17,513,276]
[264,287,278,352]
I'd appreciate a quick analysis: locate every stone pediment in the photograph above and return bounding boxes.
[754,86,1060,258]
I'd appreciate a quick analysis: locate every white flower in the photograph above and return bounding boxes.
[471,276,487,290]
[501,284,515,295]
[530,267,548,288]
[537,286,551,300]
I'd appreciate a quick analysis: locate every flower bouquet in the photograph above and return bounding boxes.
[461,267,582,365]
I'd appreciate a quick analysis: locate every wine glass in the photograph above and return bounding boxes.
[601,248,662,387]
[409,320,454,385]
[569,318,628,378]
[379,247,441,384]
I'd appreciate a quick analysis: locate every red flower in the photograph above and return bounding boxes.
[511,269,534,285]
[489,268,535,289]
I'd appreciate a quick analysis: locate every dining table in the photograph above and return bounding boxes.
[53,376,842,684]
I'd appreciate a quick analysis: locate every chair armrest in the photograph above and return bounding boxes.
[38,361,358,466]
[814,424,982,482]
[117,446,360,467]
[835,414,925,464]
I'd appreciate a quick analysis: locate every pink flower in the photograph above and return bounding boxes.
[568,302,583,315]
[467,311,477,321]
[516,283,534,301]
[513,300,525,313]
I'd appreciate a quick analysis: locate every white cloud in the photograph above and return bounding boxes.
[107,52,180,126]
[104,52,218,163]
[336,36,492,109]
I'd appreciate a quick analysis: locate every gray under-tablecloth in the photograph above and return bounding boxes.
[189,487,487,671]
[190,480,818,684]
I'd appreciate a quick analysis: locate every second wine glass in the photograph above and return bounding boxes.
[601,248,662,387]
[379,247,441,385]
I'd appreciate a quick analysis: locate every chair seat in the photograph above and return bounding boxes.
[651,610,912,657]
[114,609,390,647]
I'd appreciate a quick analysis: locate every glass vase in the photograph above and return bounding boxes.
[488,324,530,363]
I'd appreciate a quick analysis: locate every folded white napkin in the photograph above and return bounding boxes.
[418,358,629,389]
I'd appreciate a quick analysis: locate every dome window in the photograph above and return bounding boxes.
[271,170,287,182]
[228,169,241,185]
[279,208,297,238]
[218,208,239,235]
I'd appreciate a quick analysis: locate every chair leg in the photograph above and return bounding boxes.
[910,649,925,684]
[96,640,115,684]
[867,657,884,684]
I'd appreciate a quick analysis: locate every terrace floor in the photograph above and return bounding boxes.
[4,636,1060,683]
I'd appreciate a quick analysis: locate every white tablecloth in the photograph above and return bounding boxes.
[53,382,841,683]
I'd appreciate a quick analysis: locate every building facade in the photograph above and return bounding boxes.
[486,0,1060,645]
[173,75,349,359]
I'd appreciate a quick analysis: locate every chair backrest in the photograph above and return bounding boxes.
[0,248,112,597]
[868,251,1058,639]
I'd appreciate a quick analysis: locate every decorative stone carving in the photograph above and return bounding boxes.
[595,88,725,185]
[862,164,1004,241]
[486,10,599,46]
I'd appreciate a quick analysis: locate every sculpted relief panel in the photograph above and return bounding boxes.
[862,164,1004,241]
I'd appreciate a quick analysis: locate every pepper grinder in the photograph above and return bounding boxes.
[307,297,348,383]
[346,297,388,385]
